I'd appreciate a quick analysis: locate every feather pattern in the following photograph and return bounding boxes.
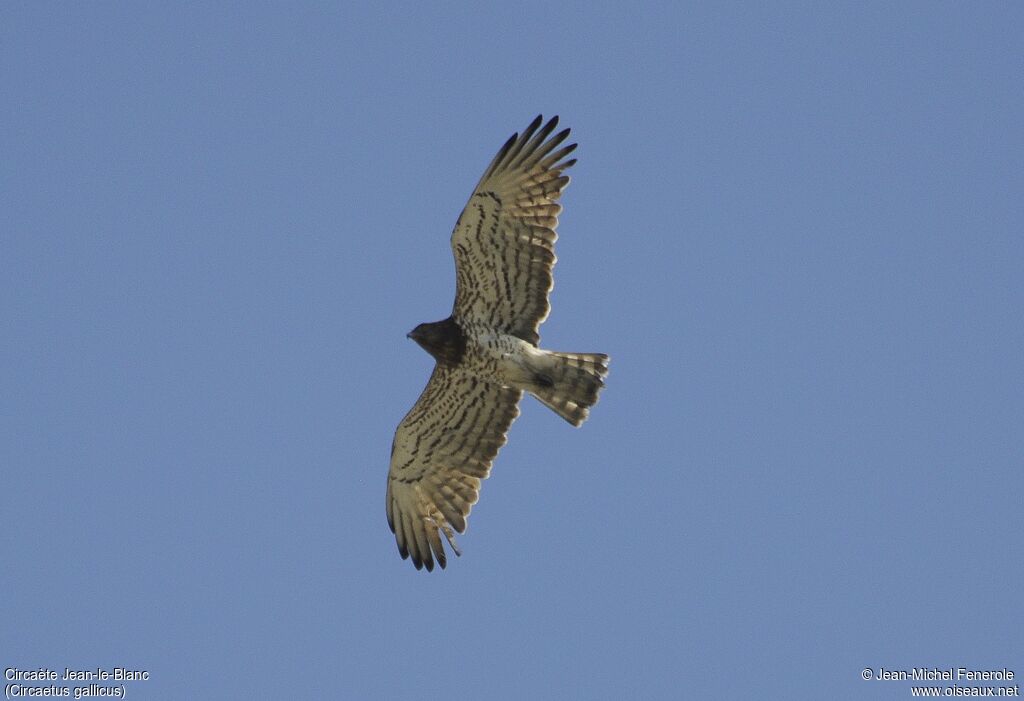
[451,115,576,345]
[387,366,522,571]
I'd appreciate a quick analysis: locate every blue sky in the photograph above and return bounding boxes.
[2,3,1021,699]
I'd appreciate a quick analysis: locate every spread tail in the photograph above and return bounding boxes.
[529,351,609,427]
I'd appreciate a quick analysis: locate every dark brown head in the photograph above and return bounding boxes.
[407,317,466,366]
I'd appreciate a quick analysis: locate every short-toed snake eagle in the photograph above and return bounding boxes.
[386,116,609,571]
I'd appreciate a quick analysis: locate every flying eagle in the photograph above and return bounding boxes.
[387,115,609,571]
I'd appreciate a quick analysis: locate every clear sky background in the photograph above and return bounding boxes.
[3,3,1022,700]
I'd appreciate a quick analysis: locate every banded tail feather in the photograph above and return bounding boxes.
[530,351,609,427]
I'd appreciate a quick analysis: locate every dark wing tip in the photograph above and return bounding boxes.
[411,551,438,572]
[495,131,518,163]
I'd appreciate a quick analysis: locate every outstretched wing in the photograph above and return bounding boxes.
[451,115,577,346]
[386,366,522,571]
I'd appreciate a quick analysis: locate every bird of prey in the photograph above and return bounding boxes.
[386,115,609,571]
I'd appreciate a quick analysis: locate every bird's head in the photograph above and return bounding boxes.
[407,318,466,365]
[407,322,431,345]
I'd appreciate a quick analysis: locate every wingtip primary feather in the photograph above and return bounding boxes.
[543,115,560,136]
[504,115,547,168]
